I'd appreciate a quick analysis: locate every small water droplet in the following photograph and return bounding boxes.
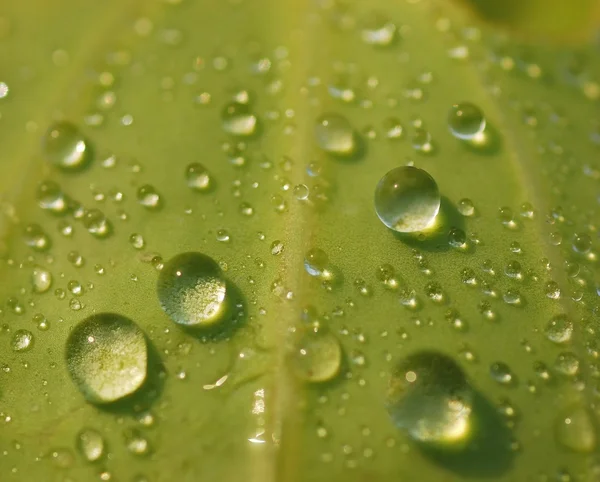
[32,266,52,293]
[11,330,34,352]
[36,181,68,214]
[361,12,396,47]
[448,102,486,140]
[83,210,112,238]
[23,224,51,251]
[545,314,573,344]
[157,252,228,327]
[221,102,258,136]
[289,330,342,383]
[315,113,356,156]
[555,406,597,453]
[137,185,162,210]
[490,362,514,385]
[457,198,475,217]
[77,428,105,462]
[42,121,90,170]
[185,163,212,192]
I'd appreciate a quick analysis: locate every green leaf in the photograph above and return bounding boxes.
[0,0,599,481]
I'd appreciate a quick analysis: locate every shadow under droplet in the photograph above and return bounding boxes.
[97,338,166,416]
[391,196,469,253]
[183,280,248,342]
[459,124,503,156]
[416,390,515,478]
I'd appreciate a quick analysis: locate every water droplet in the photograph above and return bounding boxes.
[386,351,473,446]
[32,266,52,293]
[77,428,105,462]
[554,352,580,376]
[221,102,257,136]
[425,282,444,303]
[129,234,145,250]
[545,281,561,299]
[125,429,151,456]
[304,248,329,277]
[83,210,112,238]
[315,113,356,156]
[374,166,440,233]
[66,313,147,404]
[555,406,597,453]
[23,224,51,251]
[448,102,486,140]
[448,227,467,249]
[290,330,342,383]
[185,162,212,192]
[411,128,433,153]
[457,198,475,217]
[42,121,90,170]
[293,184,309,200]
[490,362,514,385]
[545,314,573,344]
[361,12,396,46]
[157,252,228,327]
[11,330,33,352]
[572,233,592,254]
[36,181,68,214]
[137,185,161,210]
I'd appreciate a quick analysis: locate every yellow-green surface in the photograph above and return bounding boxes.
[0,0,599,481]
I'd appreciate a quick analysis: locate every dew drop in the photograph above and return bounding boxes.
[361,12,396,47]
[77,428,105,462]
[490,362,514,385]
[65,313,147,404]
[156,252,228,327]
[137,185,161,210]
[554,352,580,376]
[304,248,329,277]
[457,198,475,217]
[83,210,112,238]
[42,121,90,170]
[448,102,486,140]
[315,113,356,156]
[386,351,473,447]
[374,166,440,233]
[221,102,257,136]
[289,330,342,383]
[23,224,51,251]
[32,266,52,293]
[36,181,68,215]
[11,330,33,352]
[555,406,597,453]
[185,163,212,192]
[545,314,573,344]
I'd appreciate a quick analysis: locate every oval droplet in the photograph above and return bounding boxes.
[65,313,147,404]
[157,252,228,327]
[374,166,441,233]
[76,428,105,462]
[289,330,342,383]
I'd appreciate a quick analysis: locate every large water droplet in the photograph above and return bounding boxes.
[386,351,472,447]
[448,102,486,140]
[42,121,90,170]
[65,313,147,404]
[555,406,597,453]
[374,166,440,233]
[157,252,228,327]
[315,113,356,156]
[77,428,105,462]
[289,330,342,383]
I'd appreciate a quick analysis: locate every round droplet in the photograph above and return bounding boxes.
[545,314,573,344]
[83,210,112,238]
[457,198,475,217]
[290,330,342,383]
[77,429,105,462]
[490,362,514,385]
[137,185,161,210]
[65,313,147,404]
[572,233,592,254]
[448,102,486,140]
[374,166,441,233]
[36,181,69,214]
[555,406,597,453]
[12,329,34,352]
[32,266,53,293]
[304,248,329,277]
[315,113,356,156]
[157,252,228,327]
[411,128,433,153]
[221,102,257,136]
[361,12,396,46]
[24,224,51,251]
[42,121,90,170]
[386,351,473,447]
[185,163,212,192]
